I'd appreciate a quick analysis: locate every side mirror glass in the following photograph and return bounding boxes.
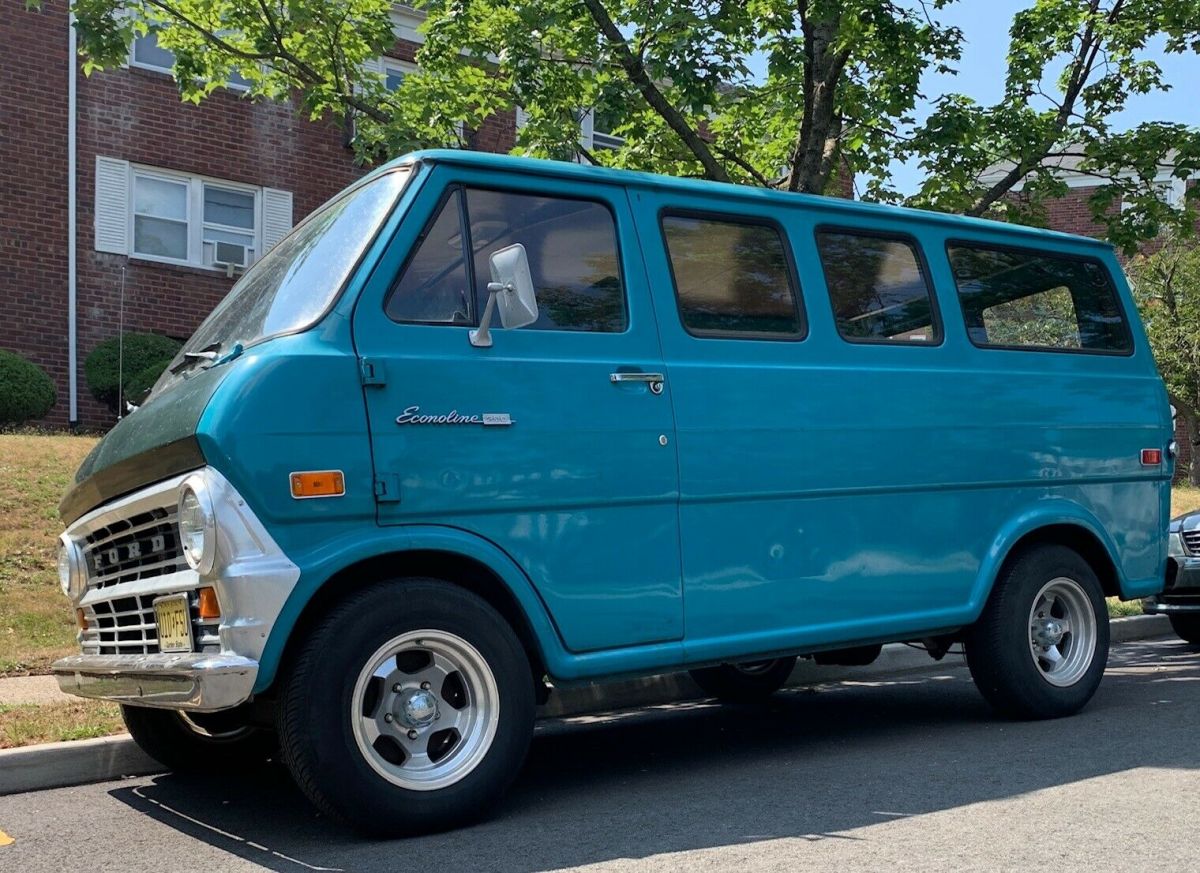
[469,243,539,348]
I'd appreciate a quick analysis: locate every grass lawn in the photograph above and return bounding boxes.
[0,701,123,749]
[0,433,98,677]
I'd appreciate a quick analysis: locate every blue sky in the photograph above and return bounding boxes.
[751,1,1200,195]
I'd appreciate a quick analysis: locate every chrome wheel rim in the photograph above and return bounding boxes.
[1028,577,1097,687]
[351,630,499,791]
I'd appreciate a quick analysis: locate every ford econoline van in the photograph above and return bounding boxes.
[53,151,1172,835]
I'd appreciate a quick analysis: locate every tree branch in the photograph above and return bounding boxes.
[578,0,731,182]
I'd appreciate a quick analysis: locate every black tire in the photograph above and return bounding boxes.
[1169,613,1200,644]
[276,579,535,837]
[121,703,276,773]
[689,656,797,703]
[965,544,1109,720]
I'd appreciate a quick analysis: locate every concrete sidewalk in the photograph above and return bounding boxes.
[0,614,1174,797]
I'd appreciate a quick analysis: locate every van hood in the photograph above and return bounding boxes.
[60,365,231,526]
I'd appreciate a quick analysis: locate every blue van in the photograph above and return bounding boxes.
[53,151,1172,835]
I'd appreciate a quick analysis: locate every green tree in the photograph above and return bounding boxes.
[45,0,1200,250]
[1129,238,1200,485]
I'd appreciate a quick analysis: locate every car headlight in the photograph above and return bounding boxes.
[1169,531,1186,558]
[178,476,217,575]
[57,534,87,601]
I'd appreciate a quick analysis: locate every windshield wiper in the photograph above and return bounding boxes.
[170,342,222,374]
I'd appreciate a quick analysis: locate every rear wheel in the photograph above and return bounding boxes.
[121,703,275,773]
[689,657,797,703]
[965,544,1109,719]
[277,579,535,836]
[1169,613,1200,644]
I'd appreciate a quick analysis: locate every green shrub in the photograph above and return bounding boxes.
[0,349,56,425]
[123,358,173,405]
[85,333,181,413]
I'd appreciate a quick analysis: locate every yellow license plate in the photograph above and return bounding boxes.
[153,595,193,653]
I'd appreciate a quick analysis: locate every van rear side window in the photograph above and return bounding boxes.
[947,243,1131,354]
[661,213,804,339]
[815,230,940,344]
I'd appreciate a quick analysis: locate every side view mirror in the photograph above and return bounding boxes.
[469,243,539,348]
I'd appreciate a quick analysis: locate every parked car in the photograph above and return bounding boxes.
[52,151,1172,836]
[1143,512,1200,643]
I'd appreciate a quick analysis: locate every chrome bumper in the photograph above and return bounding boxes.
[52,652,258,712]
[1142,597,1200,615]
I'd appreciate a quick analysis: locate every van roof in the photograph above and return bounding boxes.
[388,149,1112,252]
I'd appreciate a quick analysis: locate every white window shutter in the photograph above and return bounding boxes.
[261,188,293,253]
[515,106,530,129]
[578,109,595,151]
[94,156,130,254]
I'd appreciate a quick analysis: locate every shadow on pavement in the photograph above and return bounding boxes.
[109,639,1200,872]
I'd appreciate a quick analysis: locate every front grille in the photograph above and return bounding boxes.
[80,590,220,656]
[1183,530,1200,555]
[81,506,187,591]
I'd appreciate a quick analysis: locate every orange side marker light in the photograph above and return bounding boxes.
[290,470,346,499]
[75,609,88,631]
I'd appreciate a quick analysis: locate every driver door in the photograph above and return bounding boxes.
[351,167,683,653]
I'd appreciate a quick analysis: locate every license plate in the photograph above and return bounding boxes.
[153,594,193,654]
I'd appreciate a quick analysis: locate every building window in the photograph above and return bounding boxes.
[94,156,293,269]
[382,58,417,92]
[1122,177,1187,212]
[130,32,251,90]
[660,213,804,339]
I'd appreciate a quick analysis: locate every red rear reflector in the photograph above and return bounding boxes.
[1141,449,1163,466]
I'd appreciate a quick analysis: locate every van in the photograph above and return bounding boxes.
[53,151,1172,835]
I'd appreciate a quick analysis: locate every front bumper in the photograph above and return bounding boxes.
[52,652,258,711]
[1142,555,1200,615]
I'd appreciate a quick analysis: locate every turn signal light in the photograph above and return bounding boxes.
[197,586,221,620]
[1141,449,1163,466]
[75,609,88,631]
[290,470,345,499]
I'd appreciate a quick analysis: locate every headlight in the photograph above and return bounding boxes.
[178,477,217,575]
[57,534,87,601]
[1169,531,1186,558]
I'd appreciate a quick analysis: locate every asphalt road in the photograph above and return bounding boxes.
[2,637,1198,872]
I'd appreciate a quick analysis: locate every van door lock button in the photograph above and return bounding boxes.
[659,435,669,447]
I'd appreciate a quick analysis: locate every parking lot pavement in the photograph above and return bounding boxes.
[1,637,1196,873]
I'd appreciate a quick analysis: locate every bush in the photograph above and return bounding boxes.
[0,349,56,425]
[85,333,182,413]
[123,358,173,405]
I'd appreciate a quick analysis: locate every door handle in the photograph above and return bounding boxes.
[610,372,665,395]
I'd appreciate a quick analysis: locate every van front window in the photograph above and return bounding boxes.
[158,168,410,388]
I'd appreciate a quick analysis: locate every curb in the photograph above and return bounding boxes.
[0,613,1173,796]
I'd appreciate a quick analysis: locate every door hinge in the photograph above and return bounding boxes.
[359,358,386,387]
[373,473,401,503]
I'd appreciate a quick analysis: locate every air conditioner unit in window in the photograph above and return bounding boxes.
[211,241,250,277]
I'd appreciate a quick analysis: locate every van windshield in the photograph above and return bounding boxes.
[156,167,410,391]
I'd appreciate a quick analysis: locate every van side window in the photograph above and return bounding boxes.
[386,187,627,332]
[815,230,940,344]
[661,213,804,338]
[465,189,626,332]
[386,189,472,324]
[947,243,1131,353]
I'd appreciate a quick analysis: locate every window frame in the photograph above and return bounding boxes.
[127,165,263,270]
[945,238,1135,358]
[814,224,944,348]
[658,207,808,342]
[128,32,252,92]
[384,183,631,334]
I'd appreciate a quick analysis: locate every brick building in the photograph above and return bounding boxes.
[2,3,528,429]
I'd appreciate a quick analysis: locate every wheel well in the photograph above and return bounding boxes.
[999,524,1122,599]
[270,550,549,694]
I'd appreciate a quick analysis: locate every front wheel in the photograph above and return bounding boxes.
[277,579,535,836]
[689,657,797,703]
[1169,613,1200,644]
[965,544,1109,719]
[121,703,276,773]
